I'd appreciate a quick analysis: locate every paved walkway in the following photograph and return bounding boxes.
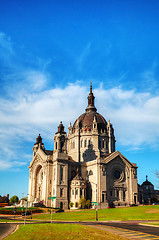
[0,223,17,240]
[87,224,159,240]
[0,220,159,240]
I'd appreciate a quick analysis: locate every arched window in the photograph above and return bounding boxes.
[88,139,91,146]
[84,139,87,147]
[81,139,83,147]
[80,189,82,197]
[102,139,105,148]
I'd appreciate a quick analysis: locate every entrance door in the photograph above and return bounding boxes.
[134,195,137,205]
[60,202,63,209]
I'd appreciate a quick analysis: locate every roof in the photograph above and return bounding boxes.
[72,174,84,181]
[73,111,107,132]
[72,84,107,132]
[141,180,154,187]
[44,150,53,155]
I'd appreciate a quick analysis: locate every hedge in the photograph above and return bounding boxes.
[0,208,43,215]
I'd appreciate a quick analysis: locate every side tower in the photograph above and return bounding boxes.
[52,122,69,209]
[67,83,116,162]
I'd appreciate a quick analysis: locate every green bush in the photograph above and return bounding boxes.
[0,208,43,215]
[79,197,86,209]
[69,202,74,208]
[86,199,91,209]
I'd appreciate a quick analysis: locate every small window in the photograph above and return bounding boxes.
[88,139,91,146]
[60,166,64,182]
[117,190,119,198]
[56,142,57,149]
[72,189,74,195]
[89,170,93,175]
[84,139,87,147]
[60,188,64,197]
[50,180,51,184]
[81,140,83,147]
[123,190,125,200]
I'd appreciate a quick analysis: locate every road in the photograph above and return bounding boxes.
[0,220,159,239]
[0,223,17,240]
[79,221,159,239]
[100,221,159,236]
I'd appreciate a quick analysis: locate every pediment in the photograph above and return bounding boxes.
[104,151,137,168]
[29,152,46,168]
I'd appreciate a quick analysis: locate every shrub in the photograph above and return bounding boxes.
[79,197,86,209]
[69,202,74,208]
[86,199,91,209]
[0,208,43,215]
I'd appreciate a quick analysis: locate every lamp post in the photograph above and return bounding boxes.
[24,200,28,226]
[48,196,56,223]
[91,182,98,221]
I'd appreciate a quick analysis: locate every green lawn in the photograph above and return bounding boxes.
[5,223,127,240]
[31,205,159,221]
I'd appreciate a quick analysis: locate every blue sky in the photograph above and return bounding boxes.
[0,0,159,199]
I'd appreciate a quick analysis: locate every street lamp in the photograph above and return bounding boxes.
[91,182,98,221]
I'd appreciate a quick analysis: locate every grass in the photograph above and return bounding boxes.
[5,223,127,240]
[31,205,159,221]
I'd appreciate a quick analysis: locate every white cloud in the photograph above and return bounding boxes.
[1,80,159,170]
[0,32,13,54]
[0,33,159,171]
[95,87,159,146]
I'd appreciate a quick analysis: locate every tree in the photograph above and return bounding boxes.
[69,202,74,208]
[155,171,159,178]
[79,196,86,209]
[10,195,19,205]
[85,199,91,209]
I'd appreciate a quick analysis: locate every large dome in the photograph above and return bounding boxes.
[72,84,107,132]
[73,111,107,132]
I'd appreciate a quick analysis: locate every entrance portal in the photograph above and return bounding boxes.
[60,202,63,209]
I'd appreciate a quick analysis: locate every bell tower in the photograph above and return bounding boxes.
[54,122,67,154]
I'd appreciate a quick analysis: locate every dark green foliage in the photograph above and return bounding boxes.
[10,195,19,205]
[0,207,43,215]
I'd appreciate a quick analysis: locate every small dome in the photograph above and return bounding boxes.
[141,176,154,186]
[56,121,66,134]
[35,134,42,144]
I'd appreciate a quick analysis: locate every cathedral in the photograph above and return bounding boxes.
[28,84,138,209]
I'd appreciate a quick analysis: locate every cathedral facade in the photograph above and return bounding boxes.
[28,85,138,209]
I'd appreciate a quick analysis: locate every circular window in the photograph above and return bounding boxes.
[114,170,121,179]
